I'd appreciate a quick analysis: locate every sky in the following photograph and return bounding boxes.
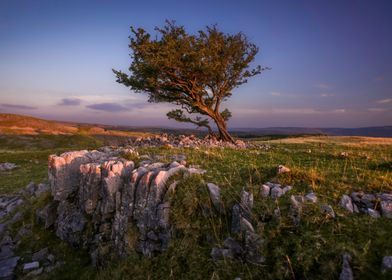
[0,0,391,128]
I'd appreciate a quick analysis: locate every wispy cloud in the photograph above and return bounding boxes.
[377,98,392,104]
[320,93,334,97]
[1,103,37,110]
[86,103,129,112]
[314,83,333,89]
[368,108,387,113]
[373,75,384,82]
[58,98,82,106]
[269,91,282,96]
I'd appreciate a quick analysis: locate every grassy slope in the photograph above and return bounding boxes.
[0,135,391,279]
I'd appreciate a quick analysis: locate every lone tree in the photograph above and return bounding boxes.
[113,21,265,142]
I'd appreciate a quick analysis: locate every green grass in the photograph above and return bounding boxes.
[0,134,391,279]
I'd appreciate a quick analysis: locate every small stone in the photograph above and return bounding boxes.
[207,183,224,213]
[32,248,49,262]
[339,253,353,280]
[321,204,335,218]
[367,208,381,218]
[382,256,392,273]
[47,254,55,263]
[339,195,355,213]
[0,163,17,171]
[270,187,283,199]
[277,165,290,174]
[381,201,392,219]
[305,192,318,203]
[23,261,40,271]
[260,184,270,198]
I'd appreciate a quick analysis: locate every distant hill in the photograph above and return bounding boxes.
[0,113,78,135]
[0,113,391,138]
[230,127,392,138]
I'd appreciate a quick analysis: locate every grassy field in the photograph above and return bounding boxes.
[0,134,391,279]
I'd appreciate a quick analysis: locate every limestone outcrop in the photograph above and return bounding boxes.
[40,150,201,265]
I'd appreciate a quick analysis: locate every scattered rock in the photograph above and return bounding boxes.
[321,204,335,219]
[0,163,17,171]
[23,261,40,271]
[32,248,49,262]
[260,184,270,198]
[277,165,290,174]
[381,201,392,219]
[339,253,353,280]
[0,256,19,279]
[382,256,392,273]
[339,195,356,213]
[270,186,283,199]
[207,183,224,213]
[305,192,318,203]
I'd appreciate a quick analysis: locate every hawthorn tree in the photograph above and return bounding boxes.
[113,21,265,142]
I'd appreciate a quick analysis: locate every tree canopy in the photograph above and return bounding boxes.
[113,21,266,142]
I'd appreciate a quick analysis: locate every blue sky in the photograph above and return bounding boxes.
[0,0,391,128]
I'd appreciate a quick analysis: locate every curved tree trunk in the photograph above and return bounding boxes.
[212,114,235,143]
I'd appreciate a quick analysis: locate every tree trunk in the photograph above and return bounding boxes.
[212,114,235,143]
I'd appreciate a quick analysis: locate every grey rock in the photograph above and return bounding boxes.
[231,204,241,234]
[0,163,17,171]
[339,195,355,213]
[382,256,392,273]
[47,254,55,263]
[321,204,336,218]
[0,256,19,278]
[379,193,392,201]
[23,261,40,271]
[32,248,49,262]
[367,208,381,218]
[381,201,392,219]
[260,184,270,198]
[207,183,224,213]
[339,253,353,280]
[270,186,283,199]
[305,192,318,203]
